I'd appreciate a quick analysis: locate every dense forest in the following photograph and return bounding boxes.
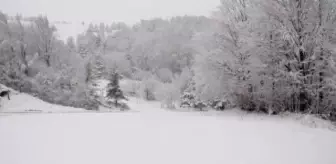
[1,0,336,120]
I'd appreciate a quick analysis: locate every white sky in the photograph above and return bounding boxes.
[0,0,220,25]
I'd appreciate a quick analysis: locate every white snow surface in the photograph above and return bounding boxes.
[0,93,84,113]
[0,84,336,164]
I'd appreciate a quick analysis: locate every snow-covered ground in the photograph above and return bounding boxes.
[0,85,84,113]
[0,93,84,113]
[0,84,336,164]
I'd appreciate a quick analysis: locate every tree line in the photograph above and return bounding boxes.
[1,0,336,120]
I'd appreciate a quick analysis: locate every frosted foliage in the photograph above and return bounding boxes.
[102,52,132,76]
[66,36,75,50]
[193,53,231,101]
[34,16,56,67]
[249,0,336,115]
[174,67,192,93]
[156,68,173,83]
[156,83,180,109]
[139,78,160,101]
[1,3,336,119]
[106,72,127,108]
[120,80,140,96]
[133,70,152,81]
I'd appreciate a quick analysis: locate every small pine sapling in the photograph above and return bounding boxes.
[106,71,128,107]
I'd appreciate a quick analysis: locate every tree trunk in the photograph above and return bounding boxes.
[45,53,51,67]
[318,0,324,113]
[295,0,309,112]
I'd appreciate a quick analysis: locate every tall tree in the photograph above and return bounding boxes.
[66,36,76,51]
[257,0,336,113]
[34,16,56,67]
[106,71,127,107]
[192,0,255,103]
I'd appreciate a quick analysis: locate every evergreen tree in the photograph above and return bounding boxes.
[180,74,196,108]
[106,71,127,107]
[85,61,92,83]
[180,92,196,108]
[66,36,76,51]
[90,55,107,80]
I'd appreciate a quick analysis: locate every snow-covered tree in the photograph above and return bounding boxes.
[180,92,196,108]
[0,12,28,87]
[106,71,127,107]
[76,34,90,57]
[140,77,158,101]
[155,68,173,83]
[33,16,56,67]
[254,0,336,115]
[157,82,180,109]
[66,36,76,51]
[214,0,255,84]
[90,55,107,80]
[174,67,193,94]
[190,0,256,109]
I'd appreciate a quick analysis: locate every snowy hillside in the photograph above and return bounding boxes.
[0,85,84,113]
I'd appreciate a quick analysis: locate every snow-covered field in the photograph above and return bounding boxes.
[0,86,336,164]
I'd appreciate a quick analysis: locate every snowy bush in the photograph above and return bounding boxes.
[180,92,196,108]
[156,83,180,109]
[234,92,256,112]
[102,53,132,78]
[32,79,99,110]
[132,70,152,81]
[106,100,130,111]
[193,100,207,111]
[120,80,141,97]
[174,67,193,94]
[207,98,230,111]
[69,85,99,110]
[179,90,209,111]
[155,68,173,83]
[139,78,160,101]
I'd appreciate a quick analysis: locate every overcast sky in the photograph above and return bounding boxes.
[0,0,220,25]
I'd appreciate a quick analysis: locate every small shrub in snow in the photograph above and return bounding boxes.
[235,93,257,112]
[119,102,131,111]
[194,100,207,111]
[180,92,207,111]
[156,68,173,83]
[139,78,159,101]
[208,98,229,111]
[120,80,140,97]
[180,92,196,108]
[105,99,130,111]
[157,83,180,109]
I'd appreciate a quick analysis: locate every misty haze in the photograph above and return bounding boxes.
[0,0,336,164]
